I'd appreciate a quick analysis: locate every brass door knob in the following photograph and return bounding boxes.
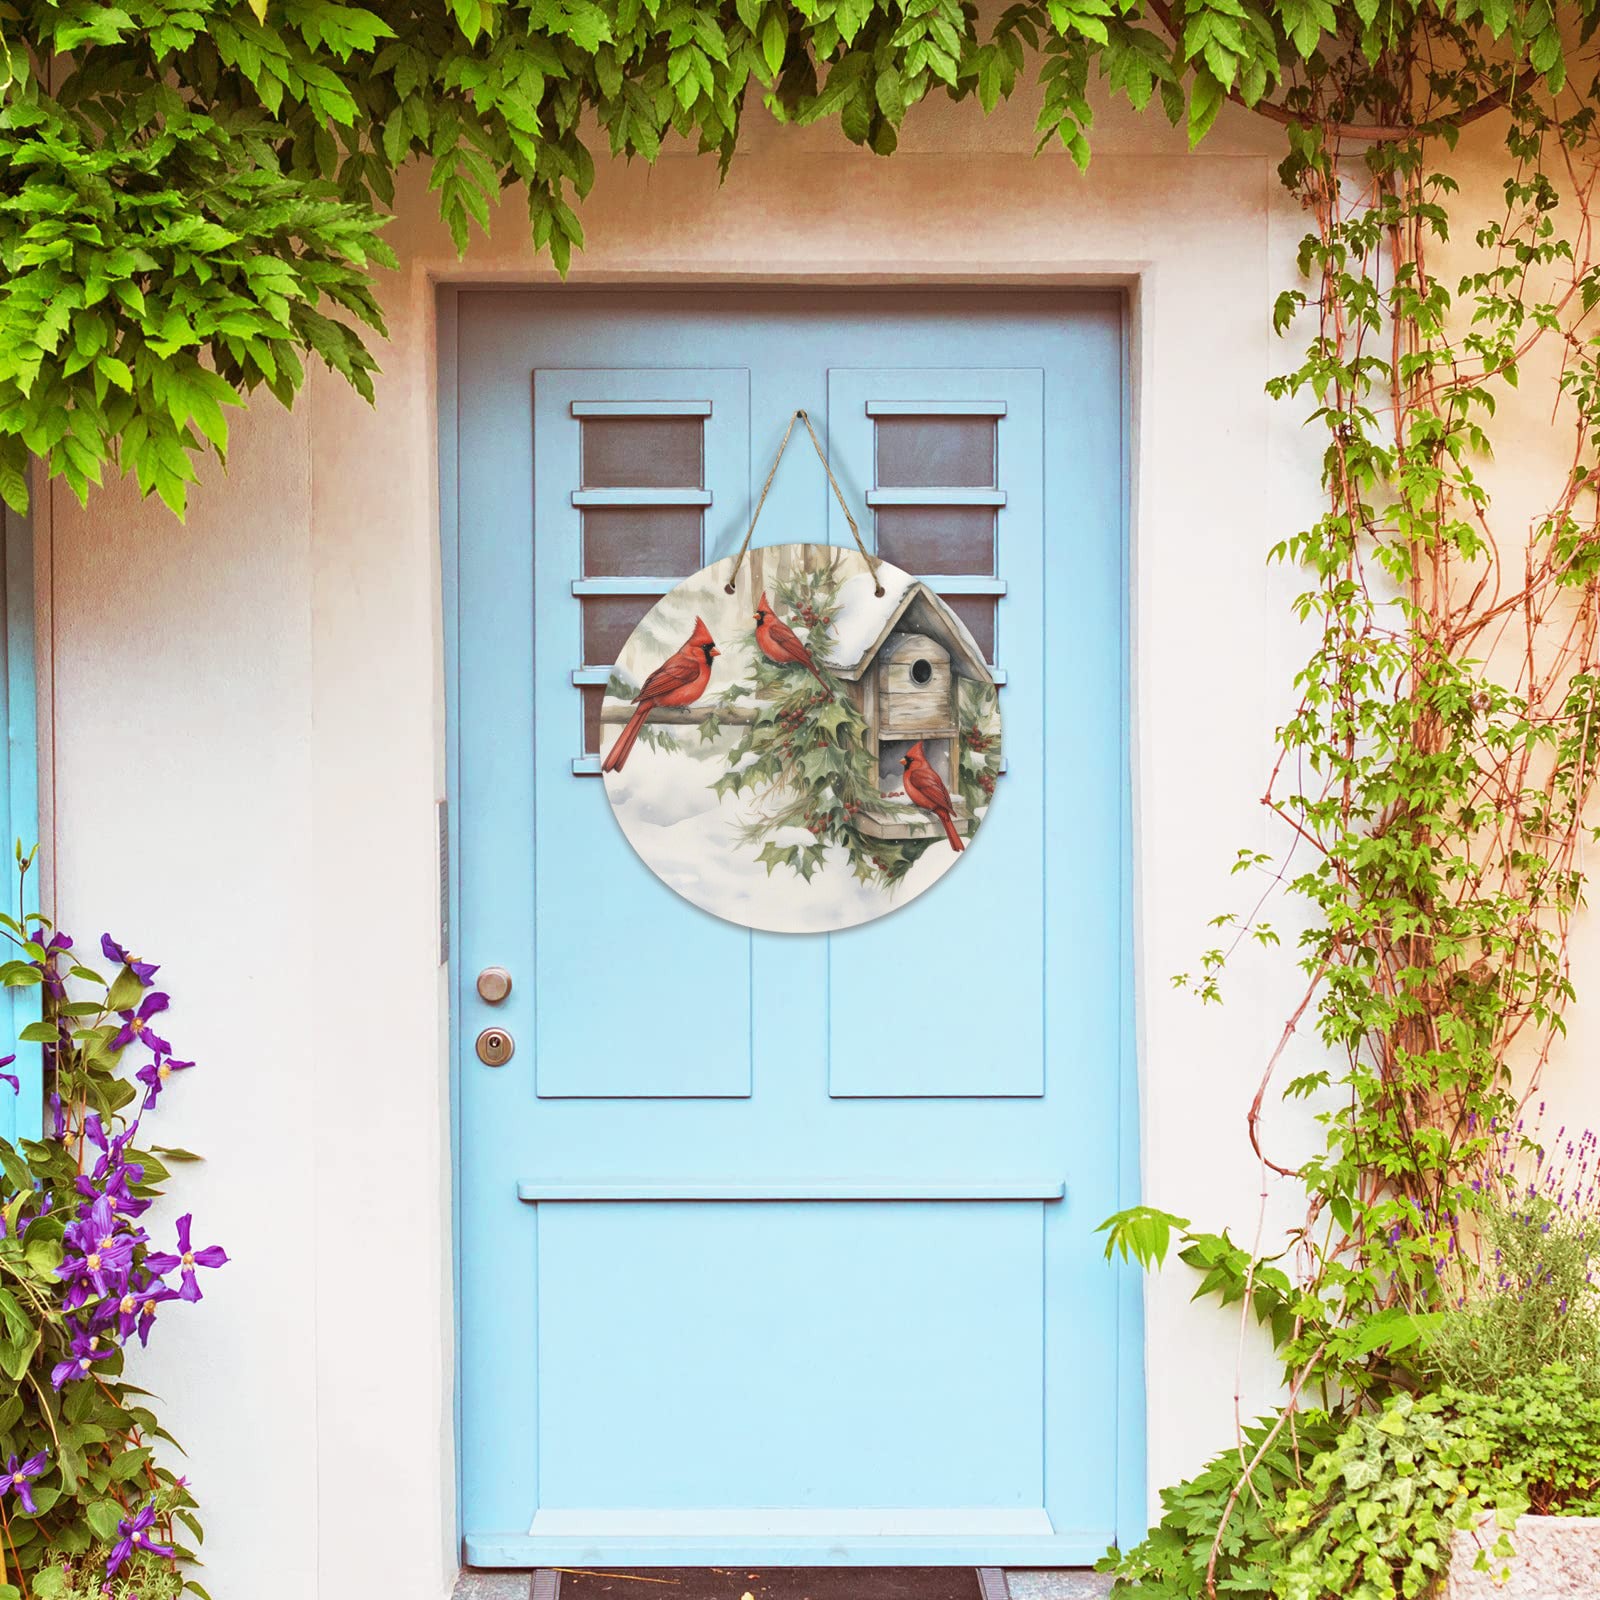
[475,1027,514,1067]
[476,966,513,1004]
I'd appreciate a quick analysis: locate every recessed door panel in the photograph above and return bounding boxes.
[531,370,752,1099]
[534,1198,1046,1520]
[826,371,1048,1099]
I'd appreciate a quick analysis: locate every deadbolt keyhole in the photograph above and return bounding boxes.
[476,1027,515,1067]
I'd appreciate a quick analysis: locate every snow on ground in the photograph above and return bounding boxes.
[603,733,961,934]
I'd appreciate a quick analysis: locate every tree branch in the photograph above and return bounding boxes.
[1140,0,1523,143]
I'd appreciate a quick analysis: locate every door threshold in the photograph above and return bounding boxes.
[454,1566,1113,1598]
[465,1533,1115,1568]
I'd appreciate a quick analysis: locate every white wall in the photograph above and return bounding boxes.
[40,68,1510,1600]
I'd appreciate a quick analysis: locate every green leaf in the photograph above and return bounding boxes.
[1097,1205,1191,1269]
[0,462,27,517]
[761,11,786,75]
[104,968,144,1013]
[84,1499,123,1542]
[0,1141,31,1195]
[109,1447,150,1482]
[1187,70,1224,145]
[24,1235,62,1278]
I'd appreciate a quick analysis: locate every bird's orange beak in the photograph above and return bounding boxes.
[710,646,721,657]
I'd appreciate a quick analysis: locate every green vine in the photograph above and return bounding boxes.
[1099,7,1600,1596]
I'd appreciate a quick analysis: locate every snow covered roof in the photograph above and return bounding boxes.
[823,571,993,684]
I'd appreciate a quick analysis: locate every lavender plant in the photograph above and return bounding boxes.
[1426,1125,1600,1400]
[0,865,223,1600]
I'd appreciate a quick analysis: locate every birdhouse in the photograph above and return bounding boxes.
[824,571,997,843]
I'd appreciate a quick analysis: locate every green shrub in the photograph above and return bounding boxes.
[1097,1412,1338,1599]
[1105,1368,1600,1600]
[1276,1368,1600,1600]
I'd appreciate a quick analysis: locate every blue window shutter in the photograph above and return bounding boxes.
[0,499,40,1144]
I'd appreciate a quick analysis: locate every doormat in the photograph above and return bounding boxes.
[558,1570,981,1600]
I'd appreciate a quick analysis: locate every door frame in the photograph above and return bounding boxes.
[436,280,1145,1564]
[0,485,41,1145]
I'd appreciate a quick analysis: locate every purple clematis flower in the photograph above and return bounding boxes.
[107,1277,173,1344]
[59,1197,143,1309]
[0,1450,47,1514]
[50,1329,114,1389]
[82,1114,137,1183]
[136,1054,193,1109]
[48,1092,65,1140]
[146,1214,227,1302]
[0,1052,17,1094]
[75,1158,150,1221]
[106,1499,173,1578]
[110,992,170,1056]
[101,935,158,987]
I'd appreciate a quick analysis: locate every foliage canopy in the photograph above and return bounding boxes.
[0,0,1568,515]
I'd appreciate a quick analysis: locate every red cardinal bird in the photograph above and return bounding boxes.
[754,591,828,687]
[601,617,719,774]
[901,741,964,852]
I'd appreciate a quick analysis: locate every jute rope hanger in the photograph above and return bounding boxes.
[723,409,886,598]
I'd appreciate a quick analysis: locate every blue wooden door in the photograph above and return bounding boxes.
[446,290,1139,1568]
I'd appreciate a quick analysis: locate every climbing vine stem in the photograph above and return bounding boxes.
[1105,19,1600,1595]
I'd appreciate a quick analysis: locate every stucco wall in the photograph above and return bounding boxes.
[38,67,1587,1600]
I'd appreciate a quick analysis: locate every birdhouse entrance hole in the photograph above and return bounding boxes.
[910,658,934,685]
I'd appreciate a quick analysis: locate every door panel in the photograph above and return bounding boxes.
[826,371,1046,1099]
[534,1199,1046,1524]
[449,290,1136,1568]
[532,370,751,1098]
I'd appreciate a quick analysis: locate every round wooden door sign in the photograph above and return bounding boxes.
[599,543,1002,934]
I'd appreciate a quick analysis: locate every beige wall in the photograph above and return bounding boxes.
[42,68,1584,1600]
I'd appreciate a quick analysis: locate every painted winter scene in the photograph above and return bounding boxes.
[600,542,1003,934]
